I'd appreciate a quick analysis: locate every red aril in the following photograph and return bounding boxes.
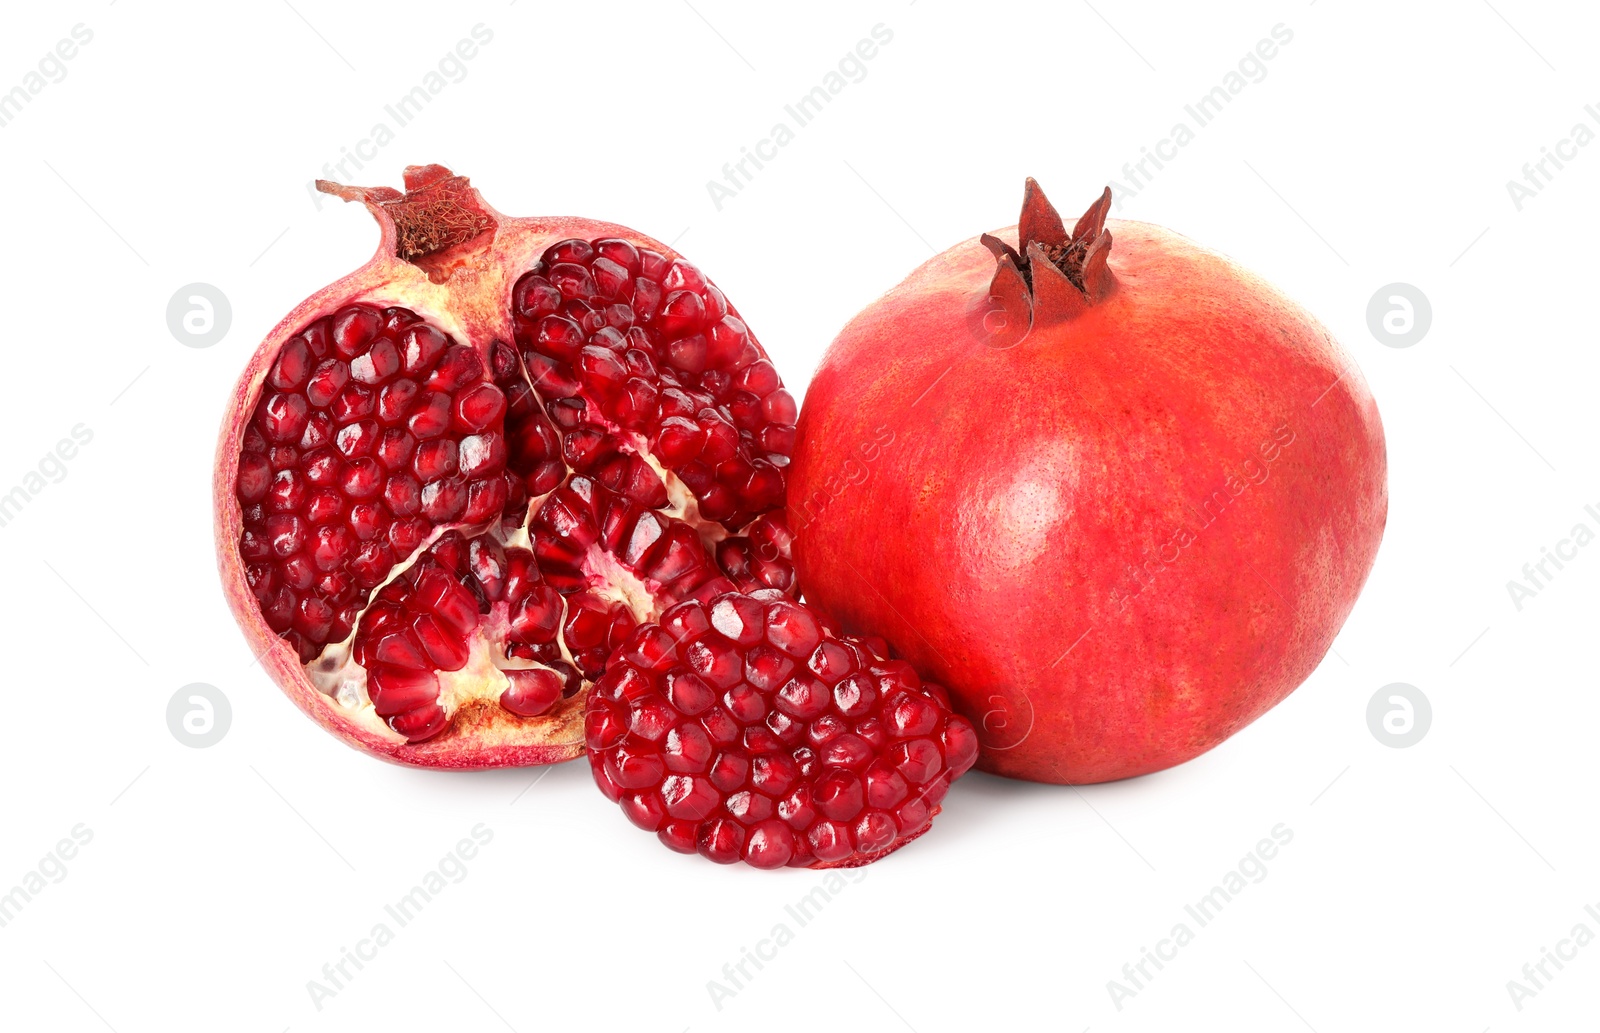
[217,166,797,767]
[789,180,1387,784]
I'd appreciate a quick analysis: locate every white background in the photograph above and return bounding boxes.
[0,1,1595,1029]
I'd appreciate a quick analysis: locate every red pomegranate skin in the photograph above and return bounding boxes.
[789,186,1386,784]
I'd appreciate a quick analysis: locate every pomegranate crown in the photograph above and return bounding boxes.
[318,164,497,279]
[983,179,1115,327]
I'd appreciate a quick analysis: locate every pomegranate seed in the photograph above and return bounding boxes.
[742,820,795,869]
[373,631,427,669]
[236,452,271,502]
[305,360,349,407]
[515,277,561,319]
[270,338,313,390]
[332,382,377,422]
[377,379,420,424]
[501,668,564,717]
[428,346,483,392]
[332,306,381,358]
[698,818,745,864]
[457,433,505,478]
[300,414,334,452]
[261,394,309,444]
[413,439,458,481]
[608,746,666,792]
[665,672,716,716]
[661,775,720,821]
[401,326,448,375]
[407,392,452,439]
[335,419,380,458]
[388,517,428,555]
[388,704,448,742]
[420,478,467,521]
[349,337,400,384]
[452,382,506,432]
[375,428,415,470]
[368,668,440,717]
[461,478,507,524]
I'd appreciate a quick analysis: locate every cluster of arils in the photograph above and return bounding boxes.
[587,591,977,868]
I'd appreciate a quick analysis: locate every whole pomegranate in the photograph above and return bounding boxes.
[216,165,799,767]
[789,180,1387,784]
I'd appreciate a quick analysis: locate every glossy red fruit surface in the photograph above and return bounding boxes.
[585,590,978,868]
[217,166,796,767]
[789,180,1387,784]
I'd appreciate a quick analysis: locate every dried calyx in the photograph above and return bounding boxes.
[982,179,1116,329]
[316,165,498,277]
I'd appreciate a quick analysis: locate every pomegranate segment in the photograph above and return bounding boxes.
[585,591,979,869]
[507,238,794,531]
[219,167,799,765]
[238,303,506,663]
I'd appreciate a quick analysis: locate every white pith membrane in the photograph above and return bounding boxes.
[305,416,731,744]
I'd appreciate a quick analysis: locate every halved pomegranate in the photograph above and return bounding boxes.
[216,166,797,767]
